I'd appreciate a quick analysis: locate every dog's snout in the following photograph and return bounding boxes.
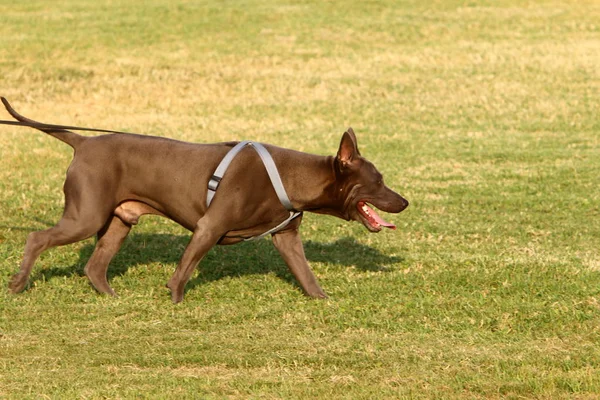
[378,187,409,213]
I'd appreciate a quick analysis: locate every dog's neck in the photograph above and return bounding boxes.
[277,153,347,218]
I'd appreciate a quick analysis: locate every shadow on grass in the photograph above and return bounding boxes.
[29,234,403,295]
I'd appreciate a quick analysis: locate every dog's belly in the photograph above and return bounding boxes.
[113,197,293,245]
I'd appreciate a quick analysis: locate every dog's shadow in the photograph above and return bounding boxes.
[31,234,403,294]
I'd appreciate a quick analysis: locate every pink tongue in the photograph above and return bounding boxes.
[365,204,396,230]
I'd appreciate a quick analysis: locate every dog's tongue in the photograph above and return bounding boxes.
[363,203,396,230]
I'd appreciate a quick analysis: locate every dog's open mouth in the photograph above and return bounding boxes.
[357,201,396,231]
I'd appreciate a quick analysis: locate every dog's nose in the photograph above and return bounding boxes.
[400,198,409,211]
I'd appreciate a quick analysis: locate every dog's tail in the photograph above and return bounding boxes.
[0,97,85,148]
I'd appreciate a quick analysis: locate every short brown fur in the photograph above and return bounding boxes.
[2,98,408,303]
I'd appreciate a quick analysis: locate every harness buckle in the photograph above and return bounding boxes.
[208,175,222,191]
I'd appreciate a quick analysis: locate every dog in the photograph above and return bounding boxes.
[1,98,408,303]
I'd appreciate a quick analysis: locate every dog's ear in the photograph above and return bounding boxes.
[336,128,360,167]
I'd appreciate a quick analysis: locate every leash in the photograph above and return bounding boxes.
[0,119,135,135]
[207,141,302,241]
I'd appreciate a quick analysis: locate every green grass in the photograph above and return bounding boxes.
[1,0,600,398]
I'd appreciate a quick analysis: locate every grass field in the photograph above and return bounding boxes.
[1,0,599,398]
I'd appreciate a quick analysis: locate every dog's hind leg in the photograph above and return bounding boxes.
[84,216,132,296]
[8,171,115,294]
[84,201,166,296]
[9,214,110,293]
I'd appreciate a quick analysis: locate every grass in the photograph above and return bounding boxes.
[1,0,599,398]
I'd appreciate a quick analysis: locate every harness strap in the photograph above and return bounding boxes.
[207,141,301,241]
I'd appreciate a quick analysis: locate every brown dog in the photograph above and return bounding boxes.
[1,98,408,302]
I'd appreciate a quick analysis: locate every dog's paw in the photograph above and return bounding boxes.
[8,272,28,293]
[307,289,328,299]
[166,280,185,304]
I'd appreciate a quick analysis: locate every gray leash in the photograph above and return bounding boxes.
[207,141,301,241]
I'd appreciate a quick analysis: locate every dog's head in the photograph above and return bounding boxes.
[333,128,409,232]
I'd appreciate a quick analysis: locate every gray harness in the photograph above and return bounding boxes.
[206,141,302,241]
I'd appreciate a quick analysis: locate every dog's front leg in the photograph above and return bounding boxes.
[167,217,222,303]
[272,229,327,299]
